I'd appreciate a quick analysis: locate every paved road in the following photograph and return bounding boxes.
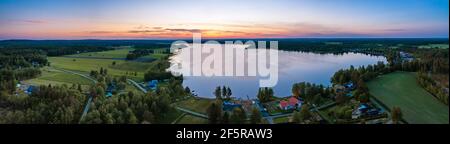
[50,67,97,123]
[53,68,97,83]
[175,106,209,119]
[127,79,148,93]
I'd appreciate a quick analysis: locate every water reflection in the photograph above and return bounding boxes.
[168,47,386,99]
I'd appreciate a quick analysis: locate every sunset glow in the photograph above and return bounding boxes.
[0,0,448,39]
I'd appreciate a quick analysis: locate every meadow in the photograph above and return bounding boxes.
[367,71,449,124]
[174,98,215,114]
[418,44,449,49]
[48,57,151,81]
[176,115,208,124]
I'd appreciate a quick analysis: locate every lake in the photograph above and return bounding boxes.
[168,46,386,99]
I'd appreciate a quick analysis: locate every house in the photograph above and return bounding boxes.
[352,103,382,119]
[358,104,369,112]
[25,86,37,95]
[223,101,242,111]
[289,97,301,107]
[105,83,116,97]
[334,82,355,93]
[147,80,158,90]
[279,100,289,110]
[279,97,302,110]
[344,82,355,90]
[400,51,414,62]
[333,85,346,93]
[106,84,115,93]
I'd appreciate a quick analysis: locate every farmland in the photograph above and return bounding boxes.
[48,57,151,81]
[367,72,449,124]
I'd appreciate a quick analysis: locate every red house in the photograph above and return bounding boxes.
[279,97,302,110]
[279,100,289,110]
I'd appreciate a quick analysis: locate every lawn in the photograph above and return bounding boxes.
[67,48,133,59]
[273,116,290,124]
[48,57,153,81]
[367,71,449,124]
[176,115,208,124]
[174,97,215,114]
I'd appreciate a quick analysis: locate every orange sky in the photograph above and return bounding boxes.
[0,0,448,39]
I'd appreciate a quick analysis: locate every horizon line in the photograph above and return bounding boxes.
[1,37,449,41]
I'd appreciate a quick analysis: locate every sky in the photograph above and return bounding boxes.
[0,0,448,39]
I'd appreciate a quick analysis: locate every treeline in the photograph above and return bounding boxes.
[213,86,232,100]
[292,82,333,105]
[257,87,274,103]
[81,91,171,124]
[389,49,448,74]
[0,49,48,68]
[332,62,388,84]
[207,100,264,124]
[126,49,154,60]
[82,78,189,124]
[144,59,176,81]
[331,62,388,103]
[274,38,448,53]
[0,85,86,124]
[0,49,45,94]
[0,68,41,91]
[417,72,448,105]
[0,40,173,56]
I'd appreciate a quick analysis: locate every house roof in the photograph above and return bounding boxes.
[358,104,369,110]
[280,100,288,108]
[288,97,299,106]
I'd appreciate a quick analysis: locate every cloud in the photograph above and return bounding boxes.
[165,28,203,33]
[22,20,47,24]
[382,28,407,32]
[87,31,115,34]
[128,29,166,33]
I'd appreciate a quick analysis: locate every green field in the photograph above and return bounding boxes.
[367,72,449,124]
[176,115,208,124]
[68,48,133,59]
[273,116,290,124]
[418,44,449,49]
[174,98,214,114]
[48,57,152,81]
[24,67,94,90]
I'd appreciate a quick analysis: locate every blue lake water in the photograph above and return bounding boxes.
[169,49,386,99]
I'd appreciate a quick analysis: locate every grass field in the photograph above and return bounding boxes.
[367,71,449,124]
[174,98,215,114]
[176,115,208,124]
[48,57,152,81]
[273,116,290,124]
[68,48,134,59]
[418,44,449,49]
[24,67,94,90]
